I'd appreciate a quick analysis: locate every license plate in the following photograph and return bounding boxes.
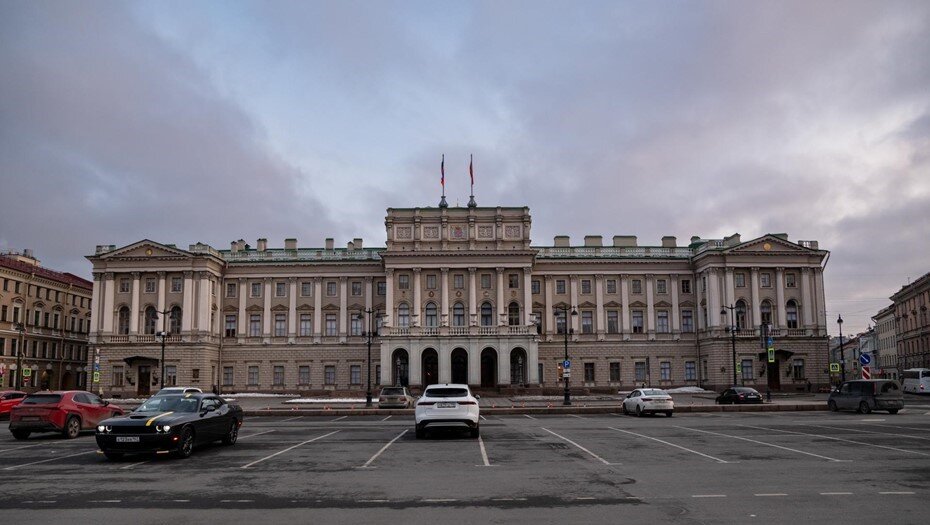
[116,436,140,443]
[436,402,456,408]
[20,416,40,421]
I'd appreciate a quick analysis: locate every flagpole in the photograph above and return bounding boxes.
[467,154,477,208]
[439,154,448,208]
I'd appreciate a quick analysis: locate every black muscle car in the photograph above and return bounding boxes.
[95,393,243,459]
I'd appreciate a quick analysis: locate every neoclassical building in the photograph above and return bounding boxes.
[87,205,830,396]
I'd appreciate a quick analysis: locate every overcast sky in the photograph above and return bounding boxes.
[1,1,927,335]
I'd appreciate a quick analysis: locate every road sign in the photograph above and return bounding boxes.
[92,371,100,383]
[736,362,742,374]
[563,360,571,369]
[829,363,840,373]
[22,368,32,378]
[563,369,571,378]
[862,366,871,380]
[767,347,775,363]
[859,353,871,366]
[767,337,773,347]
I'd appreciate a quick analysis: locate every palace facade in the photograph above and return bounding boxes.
[87,205,831,396]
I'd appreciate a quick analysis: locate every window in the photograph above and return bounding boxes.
[326,282,337,296]
[632,279,642,294]
[735,273,746,287]
[761,272,772,288]
[273,366,285,386]
[112,365,124,387]
[223,283,235,298]
[481,274,492,289]
[325,365,336,385]
[0,338,4,357]
[786,300,798,329]
[298,366,310,385]
[632,310,644,333]
[144,279,156,293]
[452,303,465,327]
[398,274,410,290]
[117,307,130,335]
[454,274,465,290]
[581,311,593,333]
[508,303,521,326]
[634,362,647,382]
[169,306,182,334]
[606,279,617,294]
[223,366,234,387]
[657,311,669,333]
[786,272,796,288]
[538,363,544,384]
[685,361,696,381]
[480,302,493,326]
[0,305,6,322]
[607,311,619,333]
[301,282,312,297]
[191,368,199,381]
[609,362,621,382]
[531,280,540,294]
[351,315,363,335]
[682,309,694,333]
[299,314,312,336]
[556,311,567,334]
[225,315,236,337]
[741,359,753,381]
[144,307,158,335]
[426,274,437,290]
[274,313,286,337]
[119,279,130,293]
[660,361,671,381]
[792,359,805,380]
[350,365,361,385]
[735,300,747,329]
[165,365,177,387]
[761,301,773,325]
[656,279,667,294]
[377,281,386,295]
[249,314,261,336]
[581,279,591,294]
[248,366,259,386]
[275,282,286,297]
[584,363,595,382]
[171,277,183,293]
[250,282,261,297]
[352,281,362,296]
[325,314,337,336]
[555,280,566,294]
[398,304,410,328]
[509,274,519,289]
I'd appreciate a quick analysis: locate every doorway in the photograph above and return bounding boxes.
[480,348,497,387]
[451,348,468,384]
[767,359,781,391]
[138,365,151,396]
[510,348,527,386]
[392,349,409,387]
[421,349,438,387]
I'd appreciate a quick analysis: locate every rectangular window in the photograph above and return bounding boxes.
[509,273,519,289]
[326,282,337,296]
[351,281,362,296]
[685,361,696,381]
[350,365,361,385]
[298,366,310,385]
[681,310,694,333]
[660,361,671,381]
[454,274,465,290]
[481,274,492,289]
[112,365,124,387]
[634,362,647,382]
[119,279,130,293]
[325,365,336,385]
[145,278,156,293]
[273,366,285,386]
[171,277,183,293]
[275,282,286,297]
[632,279,643,294]
[761,272,772,288]
[249,314,261,337]
[581,311,593,333]
[326,314,337,336]
[1,305,6,322]
[538,363,544,384]
[250,282,262,297]
[191,368,200,381]
[0,337,4,357]
[274,313,286,336]
[632,310,644,333]
[609,362,621,382]
[351,316,362,336]
[377,281,386,295]
[301,282,313,297]
[299,314,312,336]
[657,311,669,333]
[606,279,617,294]
[225,315,237,337]
[741,359,754,381]
[165,365,177,387]
[531,279,540,294]
[226,283,237,298]
[584,363,595,382]
[735,273,746,287]
[786,272,796,288]
[248,366,259,386]
[792,359,805,379]
[656,279,667,294]
[398,274,410,290]
[607,311,619,333]
[426,274,437,290]
[556,312,566,334]
[556,280,566,294]
[581,279,591,294]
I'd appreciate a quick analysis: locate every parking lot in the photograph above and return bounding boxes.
[2,410,929,524]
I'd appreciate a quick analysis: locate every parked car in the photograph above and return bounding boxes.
[621,388,674,417]
[96,393,243,460]
[828,379,903,414]
[9,391,125,440]
[378,386,414,408]
[715,387,763,405]
[414,384,480,439]
[0,390,27,418]
[152,386,203,397]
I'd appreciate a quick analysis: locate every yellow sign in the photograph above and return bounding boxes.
[22,368,32,378]
[767,347,776,363]
[92,371,100,383]
[829,363,840,373]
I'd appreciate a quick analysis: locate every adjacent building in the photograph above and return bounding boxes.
[890,271,930,371]
[87,205,831,397]
[872,304,897,380]
[0,250,93,391]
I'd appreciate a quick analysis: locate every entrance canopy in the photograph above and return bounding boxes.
[756,349,794,361]
[123,355,159,366]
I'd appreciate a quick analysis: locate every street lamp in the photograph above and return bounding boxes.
[355,308,378,408]
[153,308,172,389]
[553,304,578,406]
[721,305,739,386]
[837,314,846,384]
[14,322,25,390]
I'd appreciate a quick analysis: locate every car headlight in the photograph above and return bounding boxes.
[97,425,112,433]
[155,425,172,433]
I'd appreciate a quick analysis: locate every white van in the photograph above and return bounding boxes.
[902,368,930,394]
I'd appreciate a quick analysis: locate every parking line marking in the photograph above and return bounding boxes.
[524,414,537,420]
[692,494,726,498]
[570,415,586,419]
[423,498,457,502]
[359,499,390,503]
[820,492,853,496]
[478,436,492,467]
[0,443,61,454]
[754,493,788,497]
[172,499,190,502]
[90,500,122,503]
[331,416,348,422]
[810,424,930,442]
[280,416,304,422]
[677,426,847,462]
[575,496,596,500]
[542,428,614,465]
[239,429,277,440]
[381,415,392,422]
[608,427,729,464]
[120,459,151,470]
[358,430,407,468]
[480,415,487,421]
[742,425,930,457]
[240,430,340,469]
[873,423,930,432]
[879,491,915,495]
[3,450,96,470]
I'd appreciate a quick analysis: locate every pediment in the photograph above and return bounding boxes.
[271,304,289,312]
[655,300,672,308]
[322,304,340,311]
[246,304,263,312]
[629,300,647,308]
[98,240,194,260]
[223,305,238,312]
[296,303,315,311]
[604,301,622,308]
[726,235,813,254]
[348,303,365,311]
[680,300,695,308]
[532,301,547,309]
[578,301,597,309]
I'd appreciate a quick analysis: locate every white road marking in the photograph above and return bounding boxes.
[22,501,56,504]
[172,499,190,502]
[873,423,930,432]
[608,427,729,464]
[330,416,348,422]
[358,430,407,468]
[117,429,277,469]
[542,428,614,465]
[240,430,340,469]
[678,426,847,462]
[221,499,254,503]
[820,492,853,496]
[570,414,586,419]
[279,416,304,422]
[3,450,96,470]
[692,494,726,498]
[743,425,930,457]
[879,491,915,495]
[359,499,390,503]
[478,435,492,467]
[120,459,151,470]
[423,498,457,502]
[575,496,596,500]
[859,419,885,422]
[238,429,277,440]
[90,500,122,503]
[523,414,537,420]
[381,415,392,421]
[754,493,788,497]
[480,415,487,421]
[0,443,60,454]
[810,424,930,442]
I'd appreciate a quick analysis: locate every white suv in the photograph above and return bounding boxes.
[414,384,480,439]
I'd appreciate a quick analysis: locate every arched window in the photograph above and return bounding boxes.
[480,302,493,327]
[425,302,438,327]
[169,306,182,334]
[735,300,747,330]
[144,306,158,335]
[117,307,130,335]
[398,303,410,328]
[760,301,773,326]
[786,300,799,329]
[452,302,465,327]
[508,302,521,326]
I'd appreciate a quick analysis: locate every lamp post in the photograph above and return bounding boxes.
[153,308,172,389]
[837,314,846,384]
[721,305,738,386]
[14,322,25,390]
[554,304,577,406]
[356,308,378,408]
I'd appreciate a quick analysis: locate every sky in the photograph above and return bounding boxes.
[1,0,928,336]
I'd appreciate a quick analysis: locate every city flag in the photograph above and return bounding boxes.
[441,154,445,188]
[469,154,474,186]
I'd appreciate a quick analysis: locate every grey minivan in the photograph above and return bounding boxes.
[828,380,903,414]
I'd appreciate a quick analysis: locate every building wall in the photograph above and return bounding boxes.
[891,272,930,371]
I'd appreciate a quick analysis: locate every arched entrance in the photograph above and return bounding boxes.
[392,348,409,387]
[421,348,438,387]
[510,348,527,386]
[451,348,469,384]
[480,348,497,387]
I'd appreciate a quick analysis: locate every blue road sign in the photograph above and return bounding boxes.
[563,360,571,368]
[767,337,773,347]
[859,353,871,366]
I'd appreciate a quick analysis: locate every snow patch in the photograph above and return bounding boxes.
[284,398,369,404]
[664,387,714,393]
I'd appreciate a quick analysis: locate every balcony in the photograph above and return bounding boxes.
[383,325,536,337]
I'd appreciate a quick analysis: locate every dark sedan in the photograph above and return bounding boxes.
[96,393,242,459]
[715,387,764,404]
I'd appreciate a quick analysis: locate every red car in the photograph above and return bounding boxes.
[9,391,125,440]
[0,391,27,417]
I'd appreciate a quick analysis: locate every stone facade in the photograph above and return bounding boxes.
[891,271,930,371]
[88,205,831,396]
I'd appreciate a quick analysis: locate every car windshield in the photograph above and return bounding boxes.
[21,394,62,404]
[424,388,469,398]
[381,388,404,396]
[135,395,200,413]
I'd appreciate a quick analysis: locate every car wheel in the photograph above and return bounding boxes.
[470,424,480,439]
[828,400,838,412]
[636,405,643,417]
[63,416,81,439]
[415,424,424,439]
[11,429,31,440]
[666,411,673,417]
[888,409,899,415]
[858,402,871,415]
[621,404,628,415]
[175,427,195,458]
[103,451,124,461]
[222,420,239,445]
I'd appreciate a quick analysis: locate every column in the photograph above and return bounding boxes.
[469,344,481,386]
[102,273,115,333]
[724,268,735,309]
[706,269,719,328]
[498,346,510,386]
[130,272,140,334]
[237,278,247,337]
[468,268,477,326]
[157,272,166,315]
[645,274,655,334]
[569,275,579,334]
[181,271,194,332]
[439,345,451,383]
[595,274,605,338]
[412,268,421,327]
[695,271,704,330]
[339,277,348,338]
[801,268,814,327]
[496,267,505,325]
[523,267,533,326]
[380,342,391,385]
[775,267,786,328]
[750,268,761,328]
[671,274,680,333]
[198,272,210,333]
[90,273,101,334]
[262,277,271,336]
[621,274,631,335]
[313,278,322,338]
[409,347,422,387]
[384,270,394,327]
[545,275,554,334]
[288,277,297,338]
[814,268,827,329]
[440,268,449,326]
[527,340,539,383]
